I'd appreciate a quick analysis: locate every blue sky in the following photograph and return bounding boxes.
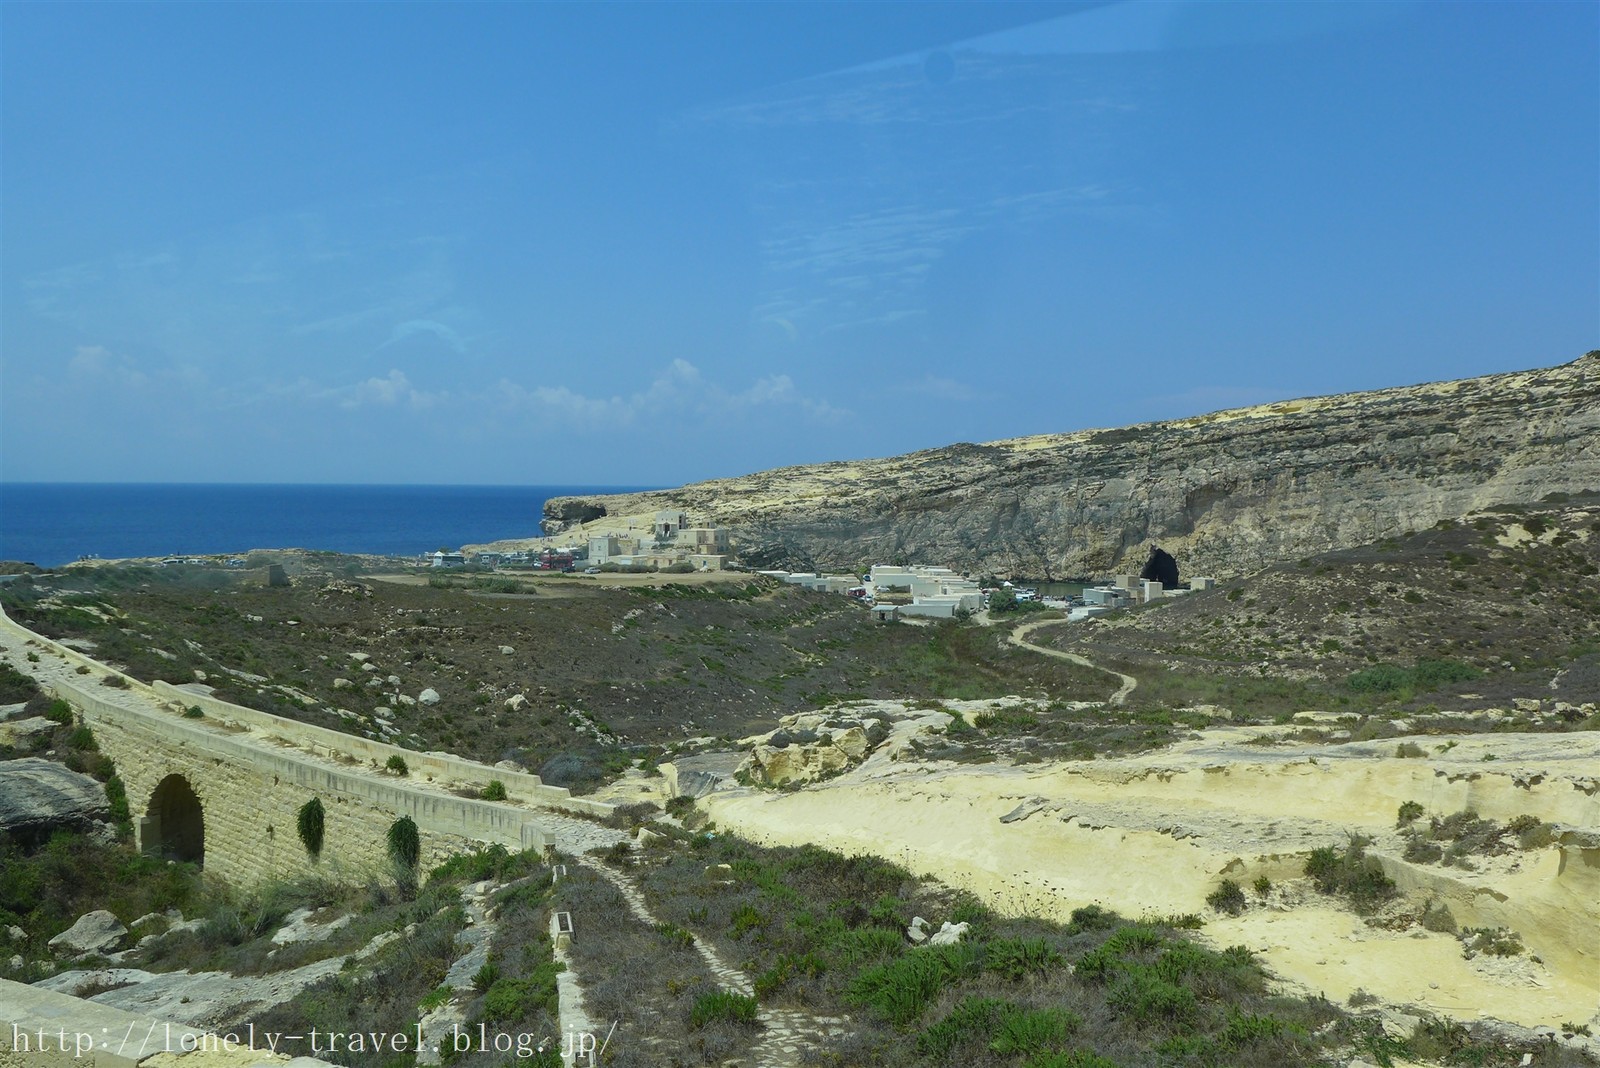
[2,1,1595,485]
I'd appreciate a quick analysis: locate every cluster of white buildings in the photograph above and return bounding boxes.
[586,510,732,571]
[1074,572,1215,619]
[759,563,985,620]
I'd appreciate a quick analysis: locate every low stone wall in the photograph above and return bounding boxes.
[149,682,609,819]
[0,978,336,1067]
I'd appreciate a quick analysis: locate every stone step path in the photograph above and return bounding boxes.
[577,858,851,1068]
[416,878,499,1066]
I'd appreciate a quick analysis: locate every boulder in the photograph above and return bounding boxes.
[0,759,109,842]
[735,713,889,786]
[49,911,127,956]
[832,726,870,761]
[906,917,929,944]
[6,925,25,943]
[505,694,528,712]
[928,921,970,947]
[0,717,56,746]
[332,678,352,690]
[499,645,515,656]
[418,689,441,706]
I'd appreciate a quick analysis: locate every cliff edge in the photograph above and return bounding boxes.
[544,352,1600,578]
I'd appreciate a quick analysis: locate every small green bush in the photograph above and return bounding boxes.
[387,815,421,870]
[1206,879,1247,916]
[44,699,73,725]
[688,990,758,1029]
[985,937,1062,981]
[989,1006,1082,1055]
[1304,839,1396,911]
[183,706,204,719]
[654,922,695,950]
[296,797,325,860]
[385,754,409,776]
[1252,875,1273,897]
[481,779,507,801]
[1395,741,1426,758]
[1397,801,1424,826]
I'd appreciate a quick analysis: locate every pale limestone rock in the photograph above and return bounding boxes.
[542,354,1600,576]
[928,921,970,947]
[418,688,442,706]
[505,693,528,711]
[49,910,127,956]
[0,759,108,838]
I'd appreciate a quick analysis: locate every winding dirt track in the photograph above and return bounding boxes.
[1007,618,1137,705]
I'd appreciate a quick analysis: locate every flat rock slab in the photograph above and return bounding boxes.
[0,757,109,837]
[48,910,127,956]
[0,716,57,745]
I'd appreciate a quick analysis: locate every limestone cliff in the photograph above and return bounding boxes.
[545,353,1600,578]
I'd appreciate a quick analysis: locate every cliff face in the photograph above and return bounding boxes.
[545,353,1600,578]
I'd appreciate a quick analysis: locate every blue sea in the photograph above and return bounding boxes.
[0,484,654,567]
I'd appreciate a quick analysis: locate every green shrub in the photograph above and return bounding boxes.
[387,816,421,870]
[103,775,131,839]
[482,964,563,1021]
[728,903,764,939]
[1108,970,1198,1026]
[385,754,409,776]
[1397,801,1424,826]
[990,1006,1082,1055]
[985,937,1062,981]
[918,996,1009,1058]
[1304,840,1396,911]
[1507,814,1556,849]
[1394,741,1426,758]
[296,797,325,860]
[1347,664,1410,692]
[654,922,695,950]
[1252,875,1273,897]
[688,990,758,1029]
[43,699,73,725]
[1206,879,1247,916]
[847,942,983,1024]
[481,779,507,801]
[183,706,204,719]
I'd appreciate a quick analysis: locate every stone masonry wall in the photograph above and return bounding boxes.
[0,605,591,889]
[58,677,540,887]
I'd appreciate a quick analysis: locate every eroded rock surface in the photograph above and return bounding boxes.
[544,353,1600,577]
[0,758,109,839]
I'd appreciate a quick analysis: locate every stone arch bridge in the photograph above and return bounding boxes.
[1,606,610,887]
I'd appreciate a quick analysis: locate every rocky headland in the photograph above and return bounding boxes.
[542,352,1600,578]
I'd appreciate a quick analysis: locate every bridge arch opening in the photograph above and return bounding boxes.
[144,774,205,866]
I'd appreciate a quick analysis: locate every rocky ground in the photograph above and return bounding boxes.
[664,700,1600,1046]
